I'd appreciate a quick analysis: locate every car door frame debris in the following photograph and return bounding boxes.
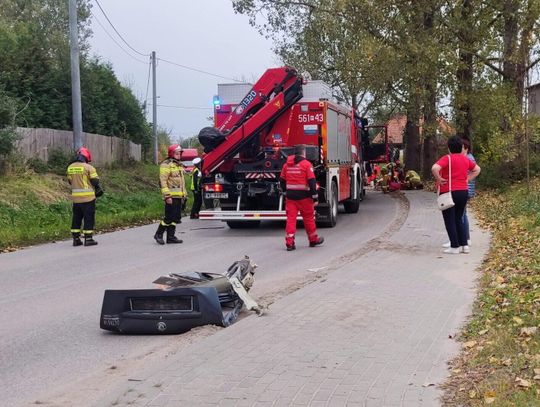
[100,256,261,334]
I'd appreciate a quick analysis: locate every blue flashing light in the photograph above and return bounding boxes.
[213,95,221,106]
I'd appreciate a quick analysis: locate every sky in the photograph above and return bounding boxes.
[88,0,280,142]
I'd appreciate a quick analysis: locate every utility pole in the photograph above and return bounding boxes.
[68,0,83,150]
[152,51,158,164]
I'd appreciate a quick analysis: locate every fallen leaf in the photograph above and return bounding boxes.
[464,340,477,349]
[422,382,435,387]
[513,317,524,325]
[502,358,512,366]
[484,391,496,404]
[469,390,477,399]
[515,377,531,388]
[496,275,505,284]
[520,327,538,337]
[534,368,540,375]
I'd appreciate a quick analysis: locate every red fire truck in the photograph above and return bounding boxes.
[197,67,365,228]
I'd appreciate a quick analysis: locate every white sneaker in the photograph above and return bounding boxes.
[461,245,470,254]
[442,241,451,248]
[443,247,461,254]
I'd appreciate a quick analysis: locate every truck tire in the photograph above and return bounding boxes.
[226,221,261,229]
[343,178,361,214]
[318,181,338,228]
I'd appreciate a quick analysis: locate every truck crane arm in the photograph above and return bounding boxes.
[201,67,303,175]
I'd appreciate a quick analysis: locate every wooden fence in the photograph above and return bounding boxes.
[15,128,141,167]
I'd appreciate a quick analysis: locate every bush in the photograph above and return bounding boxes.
[47,148,73,175]
[26,157,48,173]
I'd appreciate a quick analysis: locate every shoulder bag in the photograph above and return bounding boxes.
[437,155,455,211]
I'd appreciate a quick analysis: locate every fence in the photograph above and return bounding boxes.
[15,128,141,167]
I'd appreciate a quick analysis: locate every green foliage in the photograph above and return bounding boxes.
[0,0,150,148]
[0,90,18,157]
[26,157,48,173]
[47,148,73,175]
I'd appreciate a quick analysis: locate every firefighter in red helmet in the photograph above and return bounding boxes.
[279,144,324,251]
[154,144,186,245]
[67,146,103,246]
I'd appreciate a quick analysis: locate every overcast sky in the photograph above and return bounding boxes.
[88,0,279,141]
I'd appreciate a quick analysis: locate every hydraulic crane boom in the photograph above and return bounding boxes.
[202,67,303,175]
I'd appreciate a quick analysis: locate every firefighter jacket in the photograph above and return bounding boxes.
[279,155,317,200]
[67,162,99,203]
[190,167,201,192]
[159,158,186,199]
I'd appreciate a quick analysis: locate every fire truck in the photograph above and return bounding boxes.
[197,67,365,228]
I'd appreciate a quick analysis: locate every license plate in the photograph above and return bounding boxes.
[205,193,229,199]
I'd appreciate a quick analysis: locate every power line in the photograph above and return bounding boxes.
[147,103,213,110]
[144,59,152,112]
[92,1,241,83]
[94,0,149,57]
[91,12,148,64]
[157,58,243,82]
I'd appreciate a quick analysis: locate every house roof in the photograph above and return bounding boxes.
[372,114,455,144]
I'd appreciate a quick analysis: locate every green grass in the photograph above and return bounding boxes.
[443,177,540,406]
[0,163,194,250]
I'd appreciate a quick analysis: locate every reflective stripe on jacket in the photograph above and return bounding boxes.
[67,162,98,203]
[280,155,316,200]
[159,158,186,198]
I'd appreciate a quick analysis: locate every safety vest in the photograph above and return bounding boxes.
[190,167,200,191]
[67,162,98,203]
[159,158,186,198]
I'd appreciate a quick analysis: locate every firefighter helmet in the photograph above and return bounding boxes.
[192,157,202,166]
[78,147,92,163]
[168,144,183,158]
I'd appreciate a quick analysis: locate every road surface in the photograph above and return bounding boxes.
[0,190,404,407]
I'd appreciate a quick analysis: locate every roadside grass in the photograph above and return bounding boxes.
[0,163,194,251]
[442,178,540,406]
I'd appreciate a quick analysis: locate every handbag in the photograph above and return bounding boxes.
[437,155,455,211]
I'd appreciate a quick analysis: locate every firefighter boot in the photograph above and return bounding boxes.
[166,225,183,244]
[72,233,83,247]
[154,223,166,245]
[309,236,325,247]
[84,234,98,246]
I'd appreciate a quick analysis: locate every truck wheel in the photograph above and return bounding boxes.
[343,178,361,214]
[318,181,338,228]
[226,221,261,229]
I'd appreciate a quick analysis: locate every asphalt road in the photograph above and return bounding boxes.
[0,191,401,407]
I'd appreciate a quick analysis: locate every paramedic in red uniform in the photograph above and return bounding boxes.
[280,144,324,251]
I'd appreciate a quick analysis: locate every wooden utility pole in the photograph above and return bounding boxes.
[152,51,158,164]
[68,0,83,150]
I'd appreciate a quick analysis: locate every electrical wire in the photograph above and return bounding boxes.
[144,59,152,112]
[93,0,241,83]
[91,12,149,64]
[157,58,243,82]
[147,103,213,110]
[94,0,150,57]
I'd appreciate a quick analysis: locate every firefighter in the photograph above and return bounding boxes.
[154,144,186,245]
[404,170,423,189]
[190,157,203,219]
[280,144,324,251]
[67,147,103,246]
